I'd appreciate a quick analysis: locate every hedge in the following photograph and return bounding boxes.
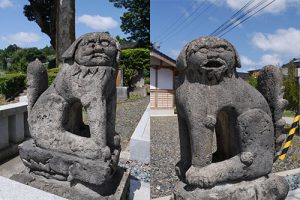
[0,73,26,98]
[48,68,59,86]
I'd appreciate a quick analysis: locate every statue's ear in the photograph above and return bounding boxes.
[62,36,84,62]
[231,45,241,68]
[176,44,189,71]
[115,40,121,67]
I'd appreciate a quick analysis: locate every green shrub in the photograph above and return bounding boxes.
[48,68,59,85]
[246,75,257,88]
[0,73,26,97]
[283,63,299,111]
[120,48,149,87]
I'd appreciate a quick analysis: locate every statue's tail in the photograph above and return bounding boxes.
[257,65,289,159]
[27,59,48,114]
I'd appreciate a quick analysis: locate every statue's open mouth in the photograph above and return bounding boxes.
[92,53,109,61]
[202,59,226,70]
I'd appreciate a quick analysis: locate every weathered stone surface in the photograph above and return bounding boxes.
[11,167,130,200]
[26,59,48,114]
[173,174,289,200]
[21,32,124,195]
[257,65,288,152]
[174,36,289,199]
[19,139,113,185]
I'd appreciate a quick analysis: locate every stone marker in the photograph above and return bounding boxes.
[12,32,129,200]
[174,36,289,200]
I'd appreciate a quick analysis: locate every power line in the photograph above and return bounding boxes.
[214,0,267,36]
[210,0,256,36]
[211,0,267,37]
[155,0,200,42]
[219,0,277,37]
[159,2,214,44]
[157,1,207,43]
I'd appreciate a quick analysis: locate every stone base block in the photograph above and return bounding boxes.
[173,174,289,200]
[18,139,117,185]
[11,167,130,200]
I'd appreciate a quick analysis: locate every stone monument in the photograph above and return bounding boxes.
[12,32,129,200]
[173,36,289,200]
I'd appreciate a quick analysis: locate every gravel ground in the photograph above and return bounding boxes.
[273,135,300,172]
[116,96,150,184]
[150,116,180,199]
[116,96,149,150]
[151,116,300,198]
[119,159,150,182]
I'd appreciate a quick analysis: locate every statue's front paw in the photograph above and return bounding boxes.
[114,134,121,147]
[185,166,216,188]
[102,146,111,161]
[204,115,216,128]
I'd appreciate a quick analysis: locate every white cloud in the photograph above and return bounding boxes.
[0,0,12,8]
[241,55,255,66]
[170,49,180,57]
[1,32,40,45]
[181,8,190,18]
[259,54,282,66]
[207,0,298,15]
[77,15,118,30]
[225,0,244,10]
[252,28,300,58]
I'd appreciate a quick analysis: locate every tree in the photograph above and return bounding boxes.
[109,0,150,47]
[24,0,75,65]
[24,0,57,48]
[283,62,299,111]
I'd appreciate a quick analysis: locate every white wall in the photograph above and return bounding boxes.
[157,68,173,90]
[150,67,156,89]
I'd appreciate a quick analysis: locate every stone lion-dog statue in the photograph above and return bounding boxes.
[20,32,121,186]
[174,36,289,195]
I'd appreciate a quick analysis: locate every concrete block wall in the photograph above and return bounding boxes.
[0,102,28,161]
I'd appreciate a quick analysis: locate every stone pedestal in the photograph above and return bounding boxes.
[173,174,289,200]
[14,139,129,199]
[11,167,129,200]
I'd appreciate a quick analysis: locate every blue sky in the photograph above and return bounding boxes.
[151,0,300,72]
[0,0,127,49]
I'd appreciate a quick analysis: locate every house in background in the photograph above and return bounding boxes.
[150,49,177,109]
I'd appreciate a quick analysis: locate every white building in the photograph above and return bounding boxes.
[150,49,177,109]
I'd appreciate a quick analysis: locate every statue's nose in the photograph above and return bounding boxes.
[207,51,218,59]
[94,43,104,51]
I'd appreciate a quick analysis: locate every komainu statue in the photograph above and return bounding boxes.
[173,36,289,200]
[13,32,128,200]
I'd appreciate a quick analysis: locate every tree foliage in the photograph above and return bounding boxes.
[119,48,149,87]
[283,62,299,111]
[24,0,57,48]
[0,45,55,73]
[109,0,150,47]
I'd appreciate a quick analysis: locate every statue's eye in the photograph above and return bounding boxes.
[80,41,89,46]
[216,47,225,52]
[100,41,109,47]
[199,48,208,53]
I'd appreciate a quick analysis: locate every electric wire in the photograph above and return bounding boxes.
[218,0,277,37]
[157,1,207,43]
[210,0,256,36]
[211,0,267,36]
